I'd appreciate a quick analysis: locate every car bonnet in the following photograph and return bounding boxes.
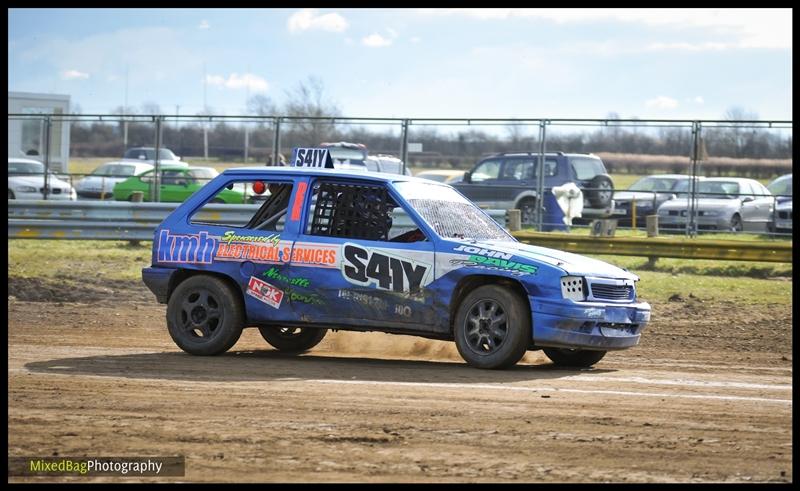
[450,238,638,280]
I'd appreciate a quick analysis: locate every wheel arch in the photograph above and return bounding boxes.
[448,274,530,336]
[167,268,245,314]
[513,191,538,209]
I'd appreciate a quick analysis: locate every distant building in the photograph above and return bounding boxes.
[8,91,71,172]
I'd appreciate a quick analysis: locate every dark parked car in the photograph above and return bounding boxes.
[611,174,703,226]
[453,152,615,225]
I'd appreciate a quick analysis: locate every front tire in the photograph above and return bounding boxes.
[258,327,327,353]
[543,348,606,367]
[730,213,743,232]
[518,198,537,226]
[167,275,244,355]
[454,285,530,369]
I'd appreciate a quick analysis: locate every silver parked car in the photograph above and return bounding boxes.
[74,161,154,199]
[766,174,792,233]
[611,174,703,226]
[657,177,772,232]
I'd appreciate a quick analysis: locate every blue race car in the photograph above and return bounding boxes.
[142,147,650,369]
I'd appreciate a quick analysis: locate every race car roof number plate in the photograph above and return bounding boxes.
[291,147,334,169]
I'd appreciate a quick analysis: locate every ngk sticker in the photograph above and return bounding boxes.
[246,276,284,309]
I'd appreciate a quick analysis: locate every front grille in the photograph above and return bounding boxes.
[39,187,62,194]
[778,211,792,219]
[590,283,633,301]
[668,210,679,216]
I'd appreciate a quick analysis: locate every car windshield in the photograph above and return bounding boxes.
[570,157,606,180]
[8,161,44,174]
[674,180,740,199]
[188,168,218,183]
[91,164,137,176]
[767,176,792,197]
[628,177,680,192]
[393,181,513,241]
[124,148,177,160]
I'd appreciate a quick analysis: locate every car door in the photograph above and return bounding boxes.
[160,169,187,202]
[288,177,437,330]
[740,181,773,232]
[494,159,536,205]
[183,175,302,325]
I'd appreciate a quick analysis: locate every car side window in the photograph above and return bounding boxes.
[139,171,154,183]
[305,180,426,242]
[501,160,534,181]
[189,180,293,229]
[471,159,501,182]
[162,170,186,186]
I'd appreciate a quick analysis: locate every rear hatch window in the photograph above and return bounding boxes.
[569,157,607,180]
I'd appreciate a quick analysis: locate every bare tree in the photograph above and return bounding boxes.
[141,102,162,115]
[283,76,341,143]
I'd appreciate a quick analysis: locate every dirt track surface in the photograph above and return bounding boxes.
[7,281,793,483]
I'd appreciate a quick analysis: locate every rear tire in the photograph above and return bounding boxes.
[167,275,244,355]
[258,327,327,353]
[543,348,606,367]
[454,284,530,369]
[518,198,537,226]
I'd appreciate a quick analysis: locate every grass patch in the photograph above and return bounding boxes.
[8,240,151,282]
[8,239,792,307]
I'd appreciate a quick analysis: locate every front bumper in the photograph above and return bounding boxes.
[657,214,730,231]
[11,190,76,200]
[530,297,651,350]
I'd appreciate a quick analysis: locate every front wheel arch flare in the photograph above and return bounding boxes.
[448,275,530,336]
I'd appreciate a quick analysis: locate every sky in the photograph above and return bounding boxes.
[7,8,793,121]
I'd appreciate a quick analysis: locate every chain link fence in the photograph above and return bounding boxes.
[7,113,792,238]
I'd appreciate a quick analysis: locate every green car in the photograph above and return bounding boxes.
[113,165,247,203]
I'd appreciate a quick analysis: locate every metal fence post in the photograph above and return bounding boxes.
[272,117,282,166]
[688,121,700,238]
[401,119,410,175]
[42,116,52,200]
[536,120,547,231]
[154,116,162,202]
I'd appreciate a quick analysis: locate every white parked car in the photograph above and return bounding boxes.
[121,147,186,165]
[364,154,412,175]
[8,158,77,200]
[75,161,154,199]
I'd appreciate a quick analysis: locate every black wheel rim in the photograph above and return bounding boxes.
[178,287,223,342]
[597,181,612,203]
[521,203,535,224]
[464,299,508,355]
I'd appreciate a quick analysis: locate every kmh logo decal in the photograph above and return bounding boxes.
[157,230,216,264]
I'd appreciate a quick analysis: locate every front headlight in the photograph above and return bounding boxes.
[561,276,586,301]
[15,185,37,193]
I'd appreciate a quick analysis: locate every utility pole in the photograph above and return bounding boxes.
[123,64,129,147]
[203,62,209,160]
